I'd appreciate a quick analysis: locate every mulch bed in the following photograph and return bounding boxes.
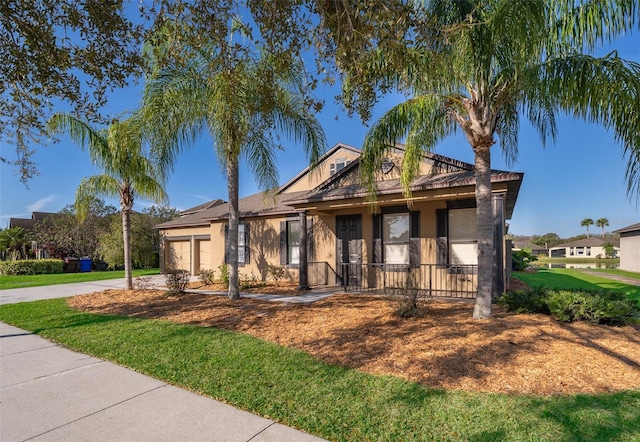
[68,282,640,396]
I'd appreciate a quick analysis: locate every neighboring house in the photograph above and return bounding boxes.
[548,237,619,259]
[156,143,523,298]
[512,240,547,256]
[8,211,63,259]
[613,222,640,272]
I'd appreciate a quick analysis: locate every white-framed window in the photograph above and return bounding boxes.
[448,208,477,265]
[238,221,245,264]
[383,213,410,264]
[329,157,351,176]
[225,220,249,265]
[287,220,300,265]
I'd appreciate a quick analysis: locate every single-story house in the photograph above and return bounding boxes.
[512,240,547,256]
[156,143,523,298]
[613,222,640,272]
[548,237,620,259]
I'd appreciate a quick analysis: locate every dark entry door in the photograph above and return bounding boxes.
[336,215,362,287]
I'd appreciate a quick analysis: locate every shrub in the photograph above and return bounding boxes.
[165,270,191,295]
[198,268,215,285]
[498,287,550,314]
[546,289,639,326]
[266,264,285,286]
[239,271,264,289]
[512,249,537,271]
[385,274,431,318]
[133,276,156,290]
[0,259,64,275]
[500,286,639,326]
[218,263,229,287]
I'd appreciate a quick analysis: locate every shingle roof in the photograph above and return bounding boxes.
[155,191,310,229]
[613,222,640,234]
[552,237,620,248]
[180,199,226,216]
[9,212,62,230]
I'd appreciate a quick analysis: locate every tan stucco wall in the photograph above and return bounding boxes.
[620,234,640,272]
[283,148,361,193]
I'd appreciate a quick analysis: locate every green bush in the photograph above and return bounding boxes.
[512,249,537,271]
[500,287,639,326]
[546,289,639,326]
[0,259,64,275]
[498,286,550,314]
[218,263,229,287]
[165,270,191,295]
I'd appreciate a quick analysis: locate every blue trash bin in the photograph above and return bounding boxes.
[79,257,92,272]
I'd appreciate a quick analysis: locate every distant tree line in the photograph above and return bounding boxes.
[0,197,179,269]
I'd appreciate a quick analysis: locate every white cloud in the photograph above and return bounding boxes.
[26,195,57,212]
[0,212,29,220]
[192,194,211,202]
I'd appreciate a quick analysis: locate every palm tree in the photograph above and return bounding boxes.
[142,44,326,300]
[0,227,28,260]
[581,218,594,238]
[595,218,610,237]
[351,0,640,318]
[47,114,168,289]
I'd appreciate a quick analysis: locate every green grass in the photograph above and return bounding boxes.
[0,268,160,290]
[513,269,640,302]
[1,299,639,441]
[586,269,640,281]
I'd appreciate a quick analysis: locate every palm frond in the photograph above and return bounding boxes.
[75,175,121,222]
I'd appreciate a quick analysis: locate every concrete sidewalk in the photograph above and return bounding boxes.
[0,280,327,441]
[0,322,325,441]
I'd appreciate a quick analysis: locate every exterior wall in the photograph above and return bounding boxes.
[619,233,640,272]
[548,245,619,259]
[284,148,361,193]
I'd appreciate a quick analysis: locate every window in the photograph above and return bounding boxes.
[224,221,249,265]
[287,220,300,264]
[448,208,477,265]
[329,157,351,176]
[383,213,410,264]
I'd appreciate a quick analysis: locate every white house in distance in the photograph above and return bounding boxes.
[613,222,640,272]
[548,237,619,259]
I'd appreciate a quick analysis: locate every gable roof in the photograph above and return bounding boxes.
[156,142,524,229]
[9,212,62,230]
[512,240,547,251]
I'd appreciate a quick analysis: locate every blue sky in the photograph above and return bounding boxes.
[1,32,638,239]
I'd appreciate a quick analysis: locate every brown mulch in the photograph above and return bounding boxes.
[68,282,640,396]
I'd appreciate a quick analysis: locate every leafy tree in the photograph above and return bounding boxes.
[602,242,615,258]
[97,205,181,269]
[0,227,29,260]
[142,30,326,300]
[331,0,640,318]
[0,1,145,184]
[47,114,168,289]
[580,218,594,238]
[596,217,610,237]
[531,232,562,249]
[32,198,117,259]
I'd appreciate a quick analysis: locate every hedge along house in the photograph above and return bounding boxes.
[156,143,523,298]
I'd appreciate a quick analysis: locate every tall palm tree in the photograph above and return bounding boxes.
[142,44,326,300]
[581,218,595,238]
[595,218,610,237]
[347,0,639,318]
[47,114,168,289]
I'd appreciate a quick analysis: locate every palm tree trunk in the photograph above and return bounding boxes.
[122,208,133,290]
[473,144,493,319]
[227,154,240,300]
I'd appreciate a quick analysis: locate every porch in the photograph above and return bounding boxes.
[307,262,478,299]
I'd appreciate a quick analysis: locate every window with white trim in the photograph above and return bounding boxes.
[287,220,300,265]
[329,157,351,176]
[383,213,410,264]
[448,208,477,265]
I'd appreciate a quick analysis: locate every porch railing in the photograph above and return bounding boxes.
[337,263,478,299]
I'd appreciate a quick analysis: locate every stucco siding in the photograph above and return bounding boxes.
[619,234,640,272]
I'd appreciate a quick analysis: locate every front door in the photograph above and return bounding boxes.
[336,215,362,287]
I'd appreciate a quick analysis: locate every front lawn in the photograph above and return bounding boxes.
[513,268,640,302]
[0,268,160,290]
[1,297,639,441]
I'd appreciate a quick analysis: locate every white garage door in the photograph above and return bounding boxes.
[167,241,191,272]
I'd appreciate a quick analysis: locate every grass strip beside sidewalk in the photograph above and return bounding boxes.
[1,298,639,441]
[0,269,160,290]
